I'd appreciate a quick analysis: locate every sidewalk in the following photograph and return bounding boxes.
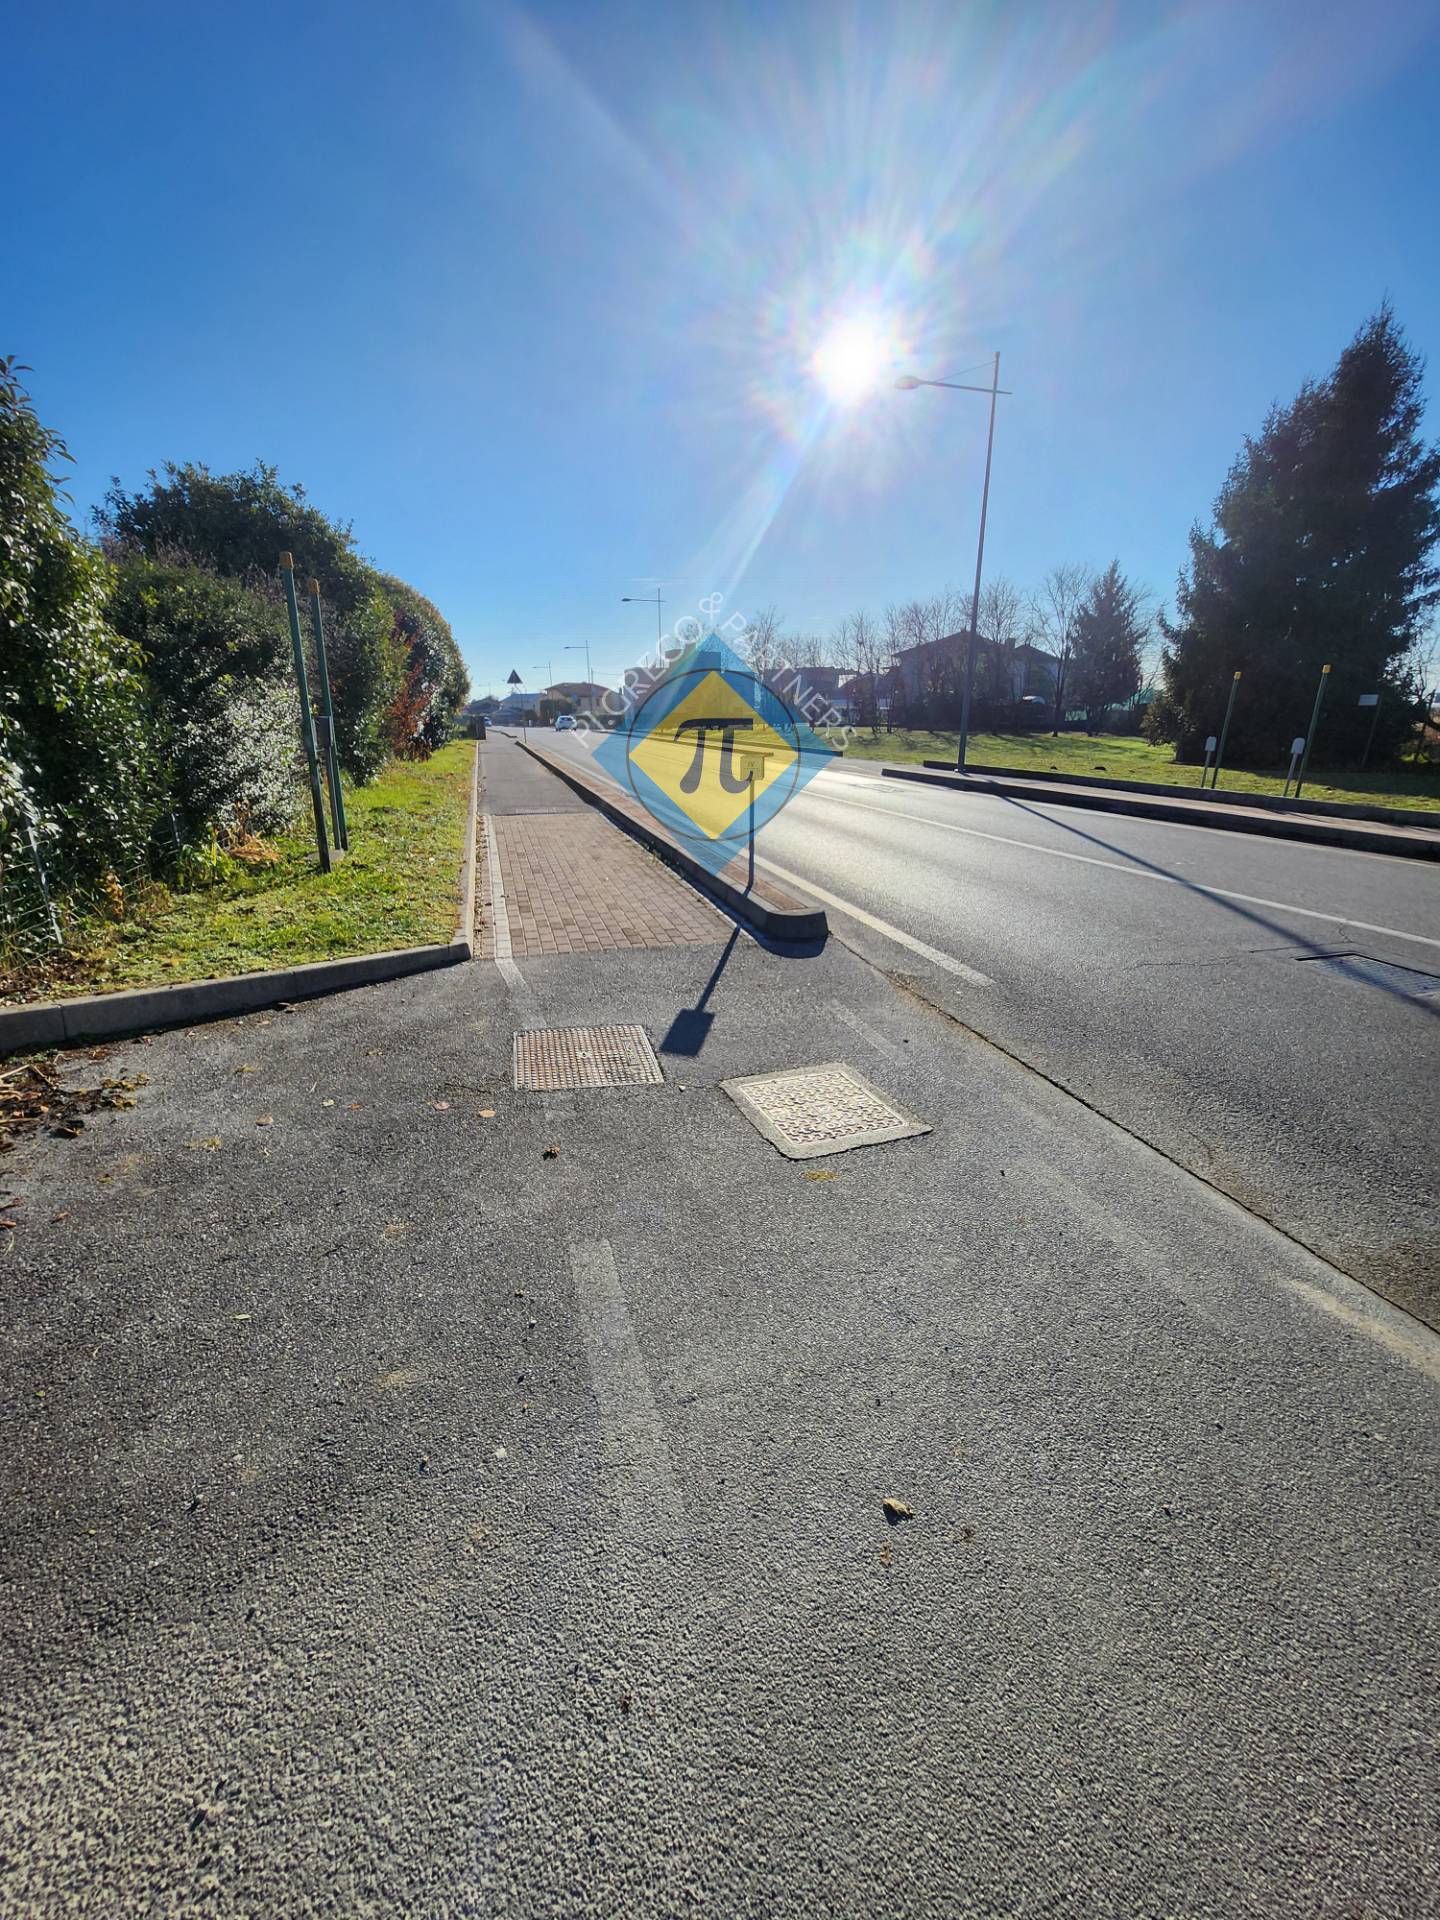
[1,742,1436,1917]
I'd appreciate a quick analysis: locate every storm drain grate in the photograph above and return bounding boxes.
[1298,952,1440,999]
[722,1061,931,1160]
[513,1024,664,1091]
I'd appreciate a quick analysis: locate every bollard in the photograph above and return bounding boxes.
[279,553,332,874]
[307,580,348,851]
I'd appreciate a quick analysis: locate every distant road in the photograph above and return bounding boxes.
[538,729,1440,1321]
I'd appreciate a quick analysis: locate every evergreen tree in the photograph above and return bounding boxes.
[1151,305,1440,764]
[1069,561,1147,726]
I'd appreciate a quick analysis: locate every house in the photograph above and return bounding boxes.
[891,631,1062,714]
[541,680,615,715]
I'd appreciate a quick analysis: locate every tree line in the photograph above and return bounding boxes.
[745,304,1438,767]
[0,361,469,901]
[740,555,1155,738]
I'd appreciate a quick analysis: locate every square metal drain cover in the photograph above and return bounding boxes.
[1298,952,1440,998]
[513,1025,663,1090]
[722,1061,931,1160]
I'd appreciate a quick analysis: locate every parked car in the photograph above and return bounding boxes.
[554,713,578,731]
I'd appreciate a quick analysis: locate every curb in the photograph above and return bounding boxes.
[455,738,481,944]
[884,765,1440,861]
[918,759,1440,831]
[515,740,828,944]
[0,740,483,1058]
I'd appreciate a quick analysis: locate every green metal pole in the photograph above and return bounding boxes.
[280,552,332,874]
[1293,663,1330,802]
[1358,693,1382,772]
[307,579,348,850]
[1210,670,1241,789]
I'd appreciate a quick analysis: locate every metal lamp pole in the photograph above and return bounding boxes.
[622,592,664,649]
[896,354,1010,772]
[565,640,593,702]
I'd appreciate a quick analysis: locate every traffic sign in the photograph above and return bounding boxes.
[594,633,834,877]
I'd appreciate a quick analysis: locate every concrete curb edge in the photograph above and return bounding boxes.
[515,740,828,943]
[915,758,1440,830]
[886,765,1440,860]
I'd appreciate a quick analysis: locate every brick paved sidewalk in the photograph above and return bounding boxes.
[476,812,726,957]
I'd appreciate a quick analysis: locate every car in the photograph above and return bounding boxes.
[554,713,578,731]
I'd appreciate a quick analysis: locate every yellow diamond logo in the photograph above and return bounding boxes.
[629,669,797,840]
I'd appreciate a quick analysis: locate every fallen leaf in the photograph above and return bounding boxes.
[322,1098,335,1108]
[542,1144,560,1159]
[347,1102,363,1111]
[51,1211,70,1223]
[255,1116,273,1128]
[234,1065,258,1076]
[479,1109,496,1119]
[0,1218,17,1230]
[882,1498,914,1524]
[433,1100,451,1112]
[803,1169,836,1182]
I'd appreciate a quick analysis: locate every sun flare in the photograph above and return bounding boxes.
[811,315,894,405]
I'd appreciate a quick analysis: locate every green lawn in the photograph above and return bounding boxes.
[3,742,474,1004]
[837,729,1440,813]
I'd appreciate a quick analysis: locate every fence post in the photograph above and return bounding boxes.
[279,552,332,874]
[1209,671,1241,788]
[1293,664,1330,802]
[24,821,62,946]
[307,579,349,851]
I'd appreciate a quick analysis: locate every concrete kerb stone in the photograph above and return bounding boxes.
[916,758,1440,831]
[0,740,483,1058]
[888,765,1440,861]
[516,739,828,944]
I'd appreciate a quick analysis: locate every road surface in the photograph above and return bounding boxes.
[542,730,1440,1322]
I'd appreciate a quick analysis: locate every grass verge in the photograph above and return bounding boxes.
[2,742,474,1004]
[837,729,1440,812]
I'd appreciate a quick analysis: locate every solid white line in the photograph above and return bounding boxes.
[788,787,1440,953]
[827,1000,907,1061]
[756,854,992,985]
[482,812,513,962]
[570,1239,683,1520]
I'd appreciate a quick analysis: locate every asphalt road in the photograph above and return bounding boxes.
[3,740,1437,1916]
[541,730,1440,1324]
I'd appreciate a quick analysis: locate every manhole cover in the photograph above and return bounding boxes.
[513,1025,663,1090]
[722,1061,931,1160]
[1298,953,1440,998]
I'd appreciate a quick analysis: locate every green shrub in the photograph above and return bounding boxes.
[105,557,300,837]
[0,358,157,881]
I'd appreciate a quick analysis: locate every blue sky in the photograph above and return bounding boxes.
[6,0,1438,696]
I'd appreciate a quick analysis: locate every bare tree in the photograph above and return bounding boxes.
[741,604,785,682]
[1031,563,1093,733]
[832,609,886,734]
[977,574,1028,705]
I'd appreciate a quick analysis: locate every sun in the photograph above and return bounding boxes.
[811,315,893,405]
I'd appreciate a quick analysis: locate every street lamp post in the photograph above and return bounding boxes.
[622,591,664,648]
[565,640,593,700]
[895,354,1010,772]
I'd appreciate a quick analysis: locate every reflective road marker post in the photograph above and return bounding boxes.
[307,579,348,851]
[1294,664,1331,802]
[1282,736,1306,800]
[280,552,332,874]
[1211,670,1241,789]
